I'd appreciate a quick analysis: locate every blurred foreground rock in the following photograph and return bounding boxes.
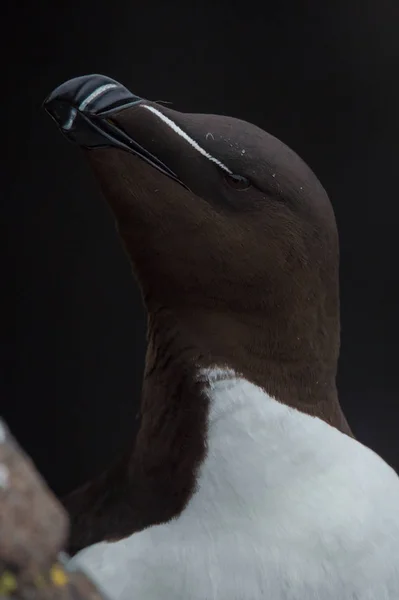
[0,419,108,600]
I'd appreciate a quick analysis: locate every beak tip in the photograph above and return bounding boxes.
[43,74,143,136]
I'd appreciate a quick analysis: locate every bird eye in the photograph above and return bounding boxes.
[224,173,251,190]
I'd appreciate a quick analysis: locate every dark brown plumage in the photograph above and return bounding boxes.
[45,83,351,554]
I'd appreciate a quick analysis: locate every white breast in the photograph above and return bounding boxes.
[72,369,399,600]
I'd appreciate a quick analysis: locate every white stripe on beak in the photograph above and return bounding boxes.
[64,83,118,131]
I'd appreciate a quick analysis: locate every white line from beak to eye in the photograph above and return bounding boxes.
[142,104,233,175]
[64,83,118,131]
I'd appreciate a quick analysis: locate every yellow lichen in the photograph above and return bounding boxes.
[49,564,68,587]
[0,571,17,594]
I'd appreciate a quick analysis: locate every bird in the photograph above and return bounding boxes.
[44,74,399,600]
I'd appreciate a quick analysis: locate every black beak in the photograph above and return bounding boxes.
[43,74,186,186]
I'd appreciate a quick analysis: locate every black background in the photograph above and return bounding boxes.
[4,0,399,497]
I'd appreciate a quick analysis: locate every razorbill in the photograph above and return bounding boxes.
[44,74,399,600]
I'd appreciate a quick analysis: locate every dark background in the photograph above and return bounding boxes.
[3,0,399,497]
